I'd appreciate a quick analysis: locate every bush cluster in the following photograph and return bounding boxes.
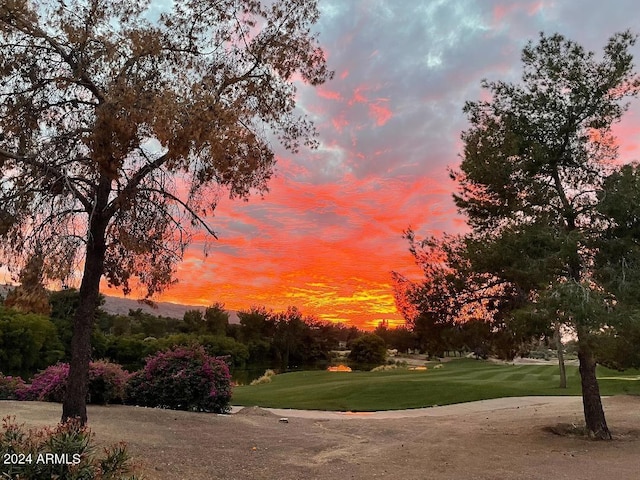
[21,361,131,404]
[0,373,26,400]
[126,344,232,413]
[6,344,234,414]
[0,416,139,479]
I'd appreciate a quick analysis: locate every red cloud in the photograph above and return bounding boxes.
[369,101,392,126]
[332,115,349,133]
[317,88,343,101]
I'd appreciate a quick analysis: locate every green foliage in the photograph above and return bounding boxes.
[272,307,309,367]
[235,305,342,368]
[0,417,139,479]
[348,334,387,368]
[451,31,640,335]
[593,316,640,370]
[154,334,249,367]
[178,304,231,335]
[183,309,205,333]
[412,312,453,358]
[373,323,415,353]
[396,31,640,438]
[123,308,185,337]
[105,335,159,372]
[0,307,64,377]
[125,345,232,413]
[49,289,109,361]
[0,373,26,400]
[595,163,640,306]
[196,335,249,368]
[238,306,276,343]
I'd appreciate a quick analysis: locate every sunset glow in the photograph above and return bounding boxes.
[107,0,640,330]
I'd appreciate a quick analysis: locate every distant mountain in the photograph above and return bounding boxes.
[0,285,239,324]
[101,295,241,324]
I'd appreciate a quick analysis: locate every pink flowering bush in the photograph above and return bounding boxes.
[20,363,68,402]
[87,360,131,404]
[21,361,130,404]
[0,373,26,400]
[126,344,232,413]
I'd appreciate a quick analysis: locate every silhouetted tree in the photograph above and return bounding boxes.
[204,302,229,336]
[348,333,386,368]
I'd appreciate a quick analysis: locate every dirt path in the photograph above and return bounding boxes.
[2,396,639,480]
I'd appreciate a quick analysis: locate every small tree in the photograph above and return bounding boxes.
[348,334,387,367]
[204,302,230,335]
[183,309,204,333]
[0,0,332,424]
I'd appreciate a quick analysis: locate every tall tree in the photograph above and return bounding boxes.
[3,252,51,315]
[0,0,332,424]
[451,31,640,439]
[204,302,229,335]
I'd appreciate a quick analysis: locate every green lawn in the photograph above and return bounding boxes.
[231,359,640,411]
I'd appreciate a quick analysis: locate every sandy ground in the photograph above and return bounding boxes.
[1,396,639,480]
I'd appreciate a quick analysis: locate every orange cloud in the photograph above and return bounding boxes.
[107,170,454,330]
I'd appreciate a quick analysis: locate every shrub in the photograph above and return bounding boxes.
[250,369,276,385]
[126,344,232,413]
[22,363,69,402]
[0,373,26,400]
[21,361,131,404]
[370,364,399,372]
[348,334,387,368]
[87,360,131,404]
[0,416,139,479]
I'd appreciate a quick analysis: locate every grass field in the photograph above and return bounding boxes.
[231,359,640,411]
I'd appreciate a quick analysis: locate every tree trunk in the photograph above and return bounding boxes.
[554,323,567,389]
[62,177,111,425]
[61,227,107,424]
[577,328,611,439]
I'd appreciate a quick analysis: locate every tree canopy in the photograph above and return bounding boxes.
[0,0,332,423]
[0,0,332,294]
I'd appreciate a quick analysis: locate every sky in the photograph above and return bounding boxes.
[114,0,640,329]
